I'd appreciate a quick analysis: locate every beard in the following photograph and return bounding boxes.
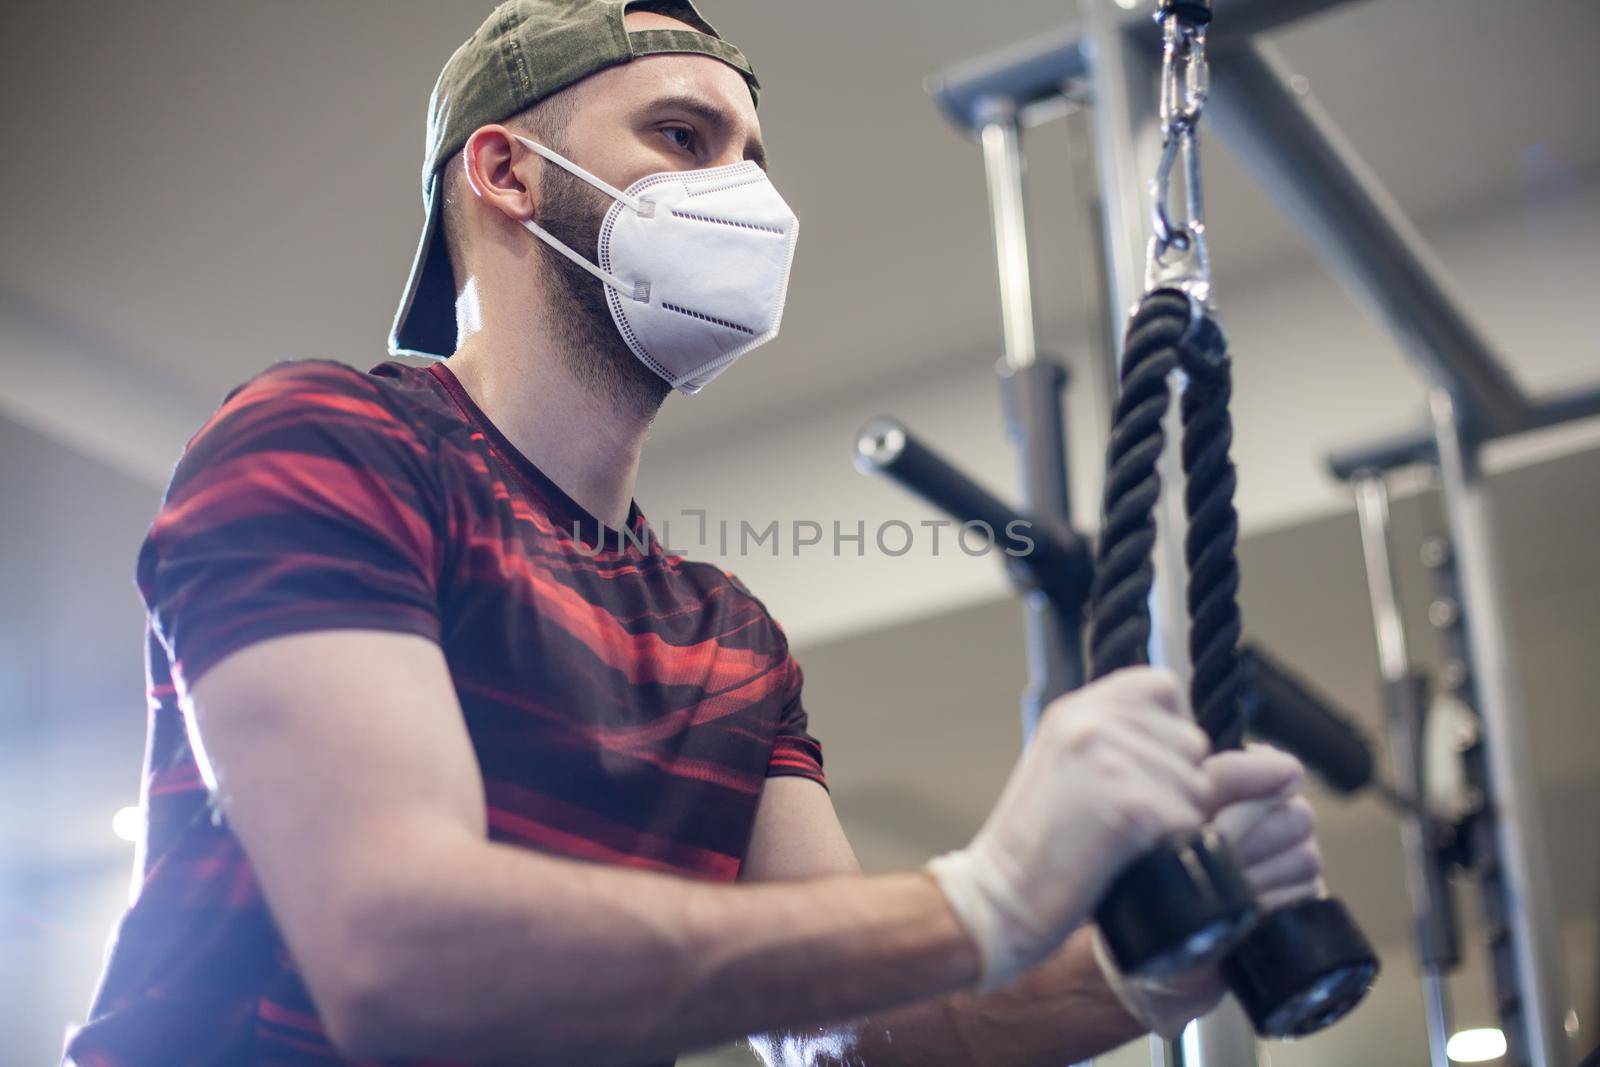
[533,162,671,421]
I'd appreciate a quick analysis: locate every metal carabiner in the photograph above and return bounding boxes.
[1159,13,1208,130]
[1145,6,1213,302]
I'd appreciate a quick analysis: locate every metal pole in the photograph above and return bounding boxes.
[1183,997,1259,1067]
[1353,479,1409,679]
[925,0,1374,134]
[1422,533,1533,1067]
[1354,477,1454,1067]
[978,107,1038,371]
[1062,101,1120,444]
[1205,43,1531,437]
[1082,5,1253,1063]
[973,104,1089,742]
[1430,390,1570,1066]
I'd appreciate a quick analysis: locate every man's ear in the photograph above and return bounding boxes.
[461,124,538,226]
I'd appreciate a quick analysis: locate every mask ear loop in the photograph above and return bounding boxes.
[514,134,650,213]
[512,134,651,302]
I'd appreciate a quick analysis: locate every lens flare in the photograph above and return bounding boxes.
[1446,1028,1507,1063]
[112,806,143,843]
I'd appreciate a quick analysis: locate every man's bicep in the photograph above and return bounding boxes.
[185,628,485,1006]
[741,776,860,882]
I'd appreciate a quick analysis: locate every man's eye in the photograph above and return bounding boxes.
[662,126,697,152]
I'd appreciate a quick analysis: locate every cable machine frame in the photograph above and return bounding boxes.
[907,1,1596,1064]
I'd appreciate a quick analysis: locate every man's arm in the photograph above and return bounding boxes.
[742,778,1144,1067]
[187,630,1215,1066]
[743,752,1323,1065]
[188,628,980,1066]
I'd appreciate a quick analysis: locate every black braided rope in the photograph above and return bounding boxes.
[1087,291,1185,679]
[1180,343,1245,750]
[1087,289,1245,751]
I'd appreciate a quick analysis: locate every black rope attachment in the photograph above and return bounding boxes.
[1087,290,1380,1032]
[1087,289,1245,750]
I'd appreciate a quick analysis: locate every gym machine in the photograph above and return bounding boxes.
[859,0,1390,1062]
[1329,390,1600,1067]
[856,0,1600,1063]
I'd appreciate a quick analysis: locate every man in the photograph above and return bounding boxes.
[65,2,1327,1064]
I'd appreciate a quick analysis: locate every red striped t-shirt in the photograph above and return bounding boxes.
[64,358,825,1067]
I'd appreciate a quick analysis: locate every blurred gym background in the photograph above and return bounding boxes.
[2,1,1596,1064]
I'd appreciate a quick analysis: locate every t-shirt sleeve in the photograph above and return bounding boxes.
[135,360,445,699]
[766,650,827,788]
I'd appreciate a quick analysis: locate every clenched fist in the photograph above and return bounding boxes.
[1093,744,1326,1037]
[927,668,1218,991]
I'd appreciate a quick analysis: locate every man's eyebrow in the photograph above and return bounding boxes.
[645,93,768,172]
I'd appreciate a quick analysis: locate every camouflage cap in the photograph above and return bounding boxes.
[390,0,760,360]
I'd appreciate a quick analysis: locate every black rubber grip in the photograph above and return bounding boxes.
[1239,646,1374,794]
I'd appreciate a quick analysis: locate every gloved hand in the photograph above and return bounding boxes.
[926,667,1216,992]
[1092,743,1325,1037]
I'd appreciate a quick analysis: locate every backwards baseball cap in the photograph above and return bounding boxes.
[389,0,760,360]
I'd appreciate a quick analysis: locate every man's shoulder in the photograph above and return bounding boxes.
[193,358,456,452]
[219,357,442,418]
[159,358,462,504]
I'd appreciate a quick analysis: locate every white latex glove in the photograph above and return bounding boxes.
[1093,743,1325,1037]
[927,667,1215,992]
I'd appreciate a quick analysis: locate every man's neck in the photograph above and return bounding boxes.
[444,327,653,531]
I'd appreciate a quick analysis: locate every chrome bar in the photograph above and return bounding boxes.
[1353,477,1453,1067]
[977,110,1040,370]
[928,29,1087,134]
[1206,43,1530,436]
[1430,390,1570,1066]
[1328,381,1600,482]
[1422,979,1453,1067]
[1063,102,1121,439]
[1353,479,1410,681]
[926,0,1373,134]
[1184,996,1259,1066]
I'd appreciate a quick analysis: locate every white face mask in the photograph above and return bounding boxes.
[514,135,799,395]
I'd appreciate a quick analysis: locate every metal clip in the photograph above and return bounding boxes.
[1145,6,1213,305]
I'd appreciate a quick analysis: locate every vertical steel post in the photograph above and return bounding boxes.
[976,106,1085,740]
[1062,101,1121,447]
[1082,4,1254,1063]
[1354,479,1410,681]
[1430,390,1570,1067]
[1354,477,1454,1067]
[978,105,1039,372]
[1183,997,1258,1066]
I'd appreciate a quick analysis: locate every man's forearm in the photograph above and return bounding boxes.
[752,926,1146,1067]
[327,825,981,1065]
[924,927,1145,1065]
